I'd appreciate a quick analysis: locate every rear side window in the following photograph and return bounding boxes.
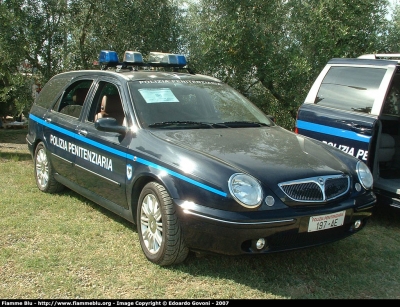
[315,67,386,113]
[35,77,72,109]
[53,80,93,119]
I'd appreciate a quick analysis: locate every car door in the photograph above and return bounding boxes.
[44,79,94,183]
[74,79,131,209]
[296,62,393,164]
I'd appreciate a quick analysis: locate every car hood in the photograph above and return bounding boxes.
[149,126,351,184]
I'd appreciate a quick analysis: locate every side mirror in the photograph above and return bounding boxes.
[95,117,128,135]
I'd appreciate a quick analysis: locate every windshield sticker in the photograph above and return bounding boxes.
[138,88,179,103]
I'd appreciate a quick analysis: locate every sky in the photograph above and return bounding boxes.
[388,0,399,19]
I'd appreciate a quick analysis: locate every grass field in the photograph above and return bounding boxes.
[1,128,400,299]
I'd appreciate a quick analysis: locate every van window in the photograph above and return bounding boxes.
[315,67,386,114]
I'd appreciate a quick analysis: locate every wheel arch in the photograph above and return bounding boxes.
[129,173,180,223]
[32,137,45,155]
[33,138,64,193]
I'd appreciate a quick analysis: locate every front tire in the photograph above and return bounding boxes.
[137,182,189,266]
[34,142,64,193]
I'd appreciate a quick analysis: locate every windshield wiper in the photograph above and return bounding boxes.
[216,121,269,127]
[148,121,228,128]
[148,121,268,129]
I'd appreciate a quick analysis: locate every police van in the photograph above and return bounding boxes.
[27,50,376,265]
[295,54,400,209]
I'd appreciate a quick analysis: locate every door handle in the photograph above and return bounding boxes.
[78,129,88,137]
[336,120,372,135]
[351,124,372,135]
[45,117,51,123]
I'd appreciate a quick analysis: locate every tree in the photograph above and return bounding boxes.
[0,0,68,119]
[185,0,390,130]
[0,0,183,119]
[65,0,184,70]
[0,0,394,127]
[387,2,400,52]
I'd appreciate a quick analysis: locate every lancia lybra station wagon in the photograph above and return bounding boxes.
[296,54,400,210]
[27,50,376,265]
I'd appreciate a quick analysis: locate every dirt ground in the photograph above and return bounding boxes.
[0,128,29,153]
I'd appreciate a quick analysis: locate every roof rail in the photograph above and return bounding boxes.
[358,53,400,61]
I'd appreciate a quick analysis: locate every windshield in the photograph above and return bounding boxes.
[128,79,273,129]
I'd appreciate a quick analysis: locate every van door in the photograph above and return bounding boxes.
[296,104,377,162]
[296,63,392,166]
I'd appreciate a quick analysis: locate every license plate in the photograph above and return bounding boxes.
[308,210,346,232]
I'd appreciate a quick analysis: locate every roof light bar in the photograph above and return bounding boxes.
[123,51,144,65]
[358,53,400,61]
[99,50,119,65]
[148,52,187,68]
[98,50,187,70]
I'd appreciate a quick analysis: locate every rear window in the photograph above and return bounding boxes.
[315,66,386,113]
[35,76,72,109]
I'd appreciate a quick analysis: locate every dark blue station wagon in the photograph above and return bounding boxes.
[27,51,376,265]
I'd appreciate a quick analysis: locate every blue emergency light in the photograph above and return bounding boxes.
[98,50,187,70]
[123,51,144,64]
[148,52,187,68]
[99,50,119,65]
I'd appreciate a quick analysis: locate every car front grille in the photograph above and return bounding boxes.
[279,175,350,202]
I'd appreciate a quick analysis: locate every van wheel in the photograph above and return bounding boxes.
[137,182,189,266]
[34,142,64,193]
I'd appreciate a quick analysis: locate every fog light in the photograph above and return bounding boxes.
[256,238,266,250]
[355,183,361,192]
[265,195,275,206]
[354,220,362,229]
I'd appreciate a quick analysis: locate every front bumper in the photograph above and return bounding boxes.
[175,192,376,256]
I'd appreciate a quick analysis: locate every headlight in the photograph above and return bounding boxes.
[356,161,373,190]
[228,173,262,208]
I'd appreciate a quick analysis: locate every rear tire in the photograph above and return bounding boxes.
[137,182,189,266]
[34,142,64,193]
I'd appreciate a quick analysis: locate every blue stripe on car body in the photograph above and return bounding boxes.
[29,114,228,198]
[297,120,371,143]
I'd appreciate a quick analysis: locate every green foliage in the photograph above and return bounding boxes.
[0,50,34,118]
[387,4,400,52]
[0,0,47,118]
[184,0,390,130]
[65,0,183,70]
[0,0,397,129]
[0,0,184,119]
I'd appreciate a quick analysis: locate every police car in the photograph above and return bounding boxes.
[296,54,400,210]
[27,50,376,266]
